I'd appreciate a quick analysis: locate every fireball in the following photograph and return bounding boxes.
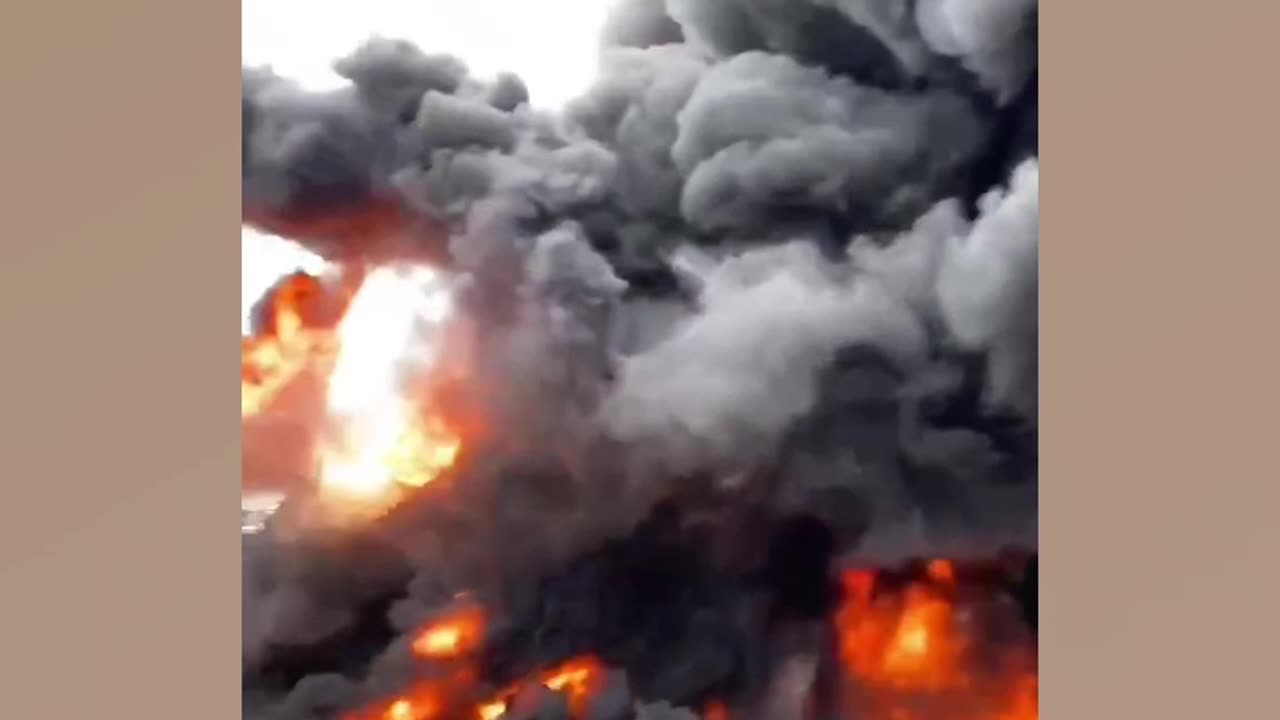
[241,262,462,517]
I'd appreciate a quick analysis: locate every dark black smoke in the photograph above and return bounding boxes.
[243,0,1038,717]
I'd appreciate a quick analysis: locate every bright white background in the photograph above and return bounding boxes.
[242,0,613,329]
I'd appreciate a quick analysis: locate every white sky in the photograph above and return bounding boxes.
[242,0,613,330]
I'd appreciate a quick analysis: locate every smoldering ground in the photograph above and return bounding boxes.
[242,0,1038,717]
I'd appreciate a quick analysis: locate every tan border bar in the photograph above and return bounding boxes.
[1046,1,1280,717]
[0,0,239,716]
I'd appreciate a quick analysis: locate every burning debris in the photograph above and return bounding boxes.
[242,0,1039,718]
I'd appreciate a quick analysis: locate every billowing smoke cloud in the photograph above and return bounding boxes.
[937,157,1038,416]
[667,51,984,234]
[601,0,687,50]
[242,0,1038,716]
[603,241,930,477]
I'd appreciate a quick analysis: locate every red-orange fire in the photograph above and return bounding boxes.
[341,606,615,720]
[411,605,488,661]
[244,259,1034,720]
[346,559,1036,720]
[241,263,463,516]
[479,656,606,720]
[241,271,351,417]
[833,560,1038,720]
[346,651,606,720]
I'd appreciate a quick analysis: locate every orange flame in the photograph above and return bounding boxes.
[926,559,956,585]
[348,683,446,720]
[347,656,605,720]
[539,656,605,712]
[412,606,487,660]
[470,656,606,720]
[992,675,1038,720]
[833,562,1037,720]
[386,697,435,720]
[241,271,348,416]
[241,264,462,516]
[835,567,967,692]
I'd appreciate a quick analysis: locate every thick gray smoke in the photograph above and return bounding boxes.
[243,0,1038,717]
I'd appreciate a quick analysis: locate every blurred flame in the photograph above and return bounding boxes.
[348,558,1038,720]
[347,656,605,720]
[836,567,967,693]
[703,700,730,720]
[241,264,462,515]
[387,698,430,720]
[319,405,459,500]
[349,684,444,720]
[992,676,1039,720]
[412,606,487,660]
[926,559,956,585]
[469,656,605,720]
[241,272,348,416]
[834,562,1037,720]
[540,656,604,712]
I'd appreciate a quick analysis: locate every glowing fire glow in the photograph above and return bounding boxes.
[347,558,1037,720]
[836,568,967,692]
[703,700,730,720]
[540,657,604,710]
[388,698,429,720]
[993,676,1039,720]
[411,605,487,660]
[347,656,605,720]
[241,271,346,416]
[241,263,461,515]
[250,274,1038,720]
[464,656,605,720]
[834,561,1038,720]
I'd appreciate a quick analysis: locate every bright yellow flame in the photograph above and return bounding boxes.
[319,405,459,497]
[387,699,416,720]
[411,605,486,660]
[420,625,461,654]
[316,265,459,509]
[887,618,931,665]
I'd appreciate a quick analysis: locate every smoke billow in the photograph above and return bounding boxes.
[242,0,1038,716]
